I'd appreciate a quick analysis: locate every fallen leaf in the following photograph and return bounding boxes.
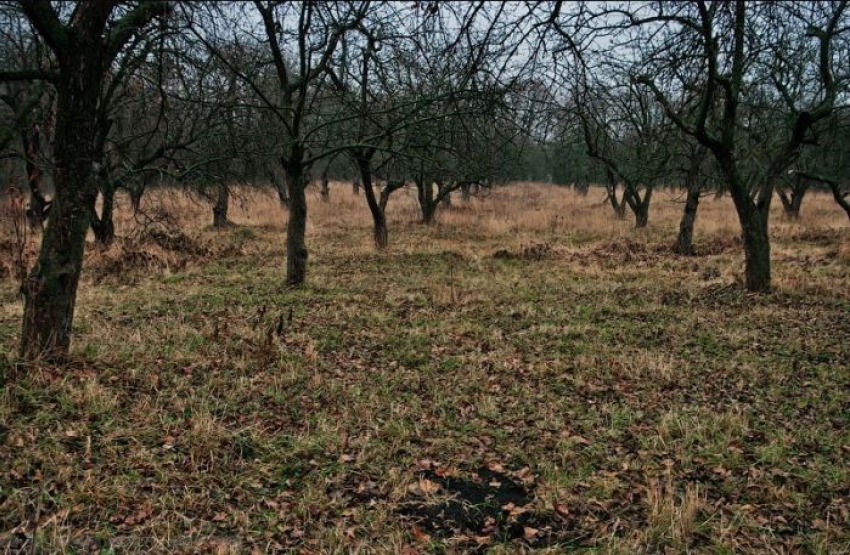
[411,526,432,543]
[523,526,539,540]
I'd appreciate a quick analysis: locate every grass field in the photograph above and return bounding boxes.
[1,183,848,554]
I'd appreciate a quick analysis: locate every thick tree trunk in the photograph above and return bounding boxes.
[674,179,701,255]
[356,158,388,249]
[634,203,649,228]
[21,74,100,361]
[212,183,230,228]
[417,178,437,224]
[285,165,308,286]
[741,211,771,292]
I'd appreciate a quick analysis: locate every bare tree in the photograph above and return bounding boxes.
[1,1,171,361]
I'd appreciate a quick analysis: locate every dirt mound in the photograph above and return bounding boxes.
[87,220,211,283]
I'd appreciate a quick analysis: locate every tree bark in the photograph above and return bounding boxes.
[212,183,230,228]
[21,68,101,360]
[417,178,437,224]
[285,165,308,285]
[674,178,701,255]
[270,168,288,208]
[320,173,330,202]
[827,181,850,221]
[91,178,116,245]
[355,157,388,249]
[634,201,650,228]
[21,124,48,230]
[778,177,807,220]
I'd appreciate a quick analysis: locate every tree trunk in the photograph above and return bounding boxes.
[674,178,701,255]
[633,188,652,228]
[417,178,437,224]
[21,72,101,361]
[92,179,116,246]
[356,157,388,249]
[271,169,288,208]
[741,210,771,292]
[606,169,627,219]
[827,181,850,221]
[461,182,471,201]
[21,125,48,230]
[129,185,144,214]
[320,174,330,202]
[352,175,360,195]
[212,183,230,228]
[285,165,308,286]
[440,184,452,207]
[779,178,807,220]
[634,203,649,228]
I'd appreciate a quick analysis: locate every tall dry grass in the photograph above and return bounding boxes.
[1,180,847,283]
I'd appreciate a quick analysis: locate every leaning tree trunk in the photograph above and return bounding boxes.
[356,157,388,249]
[212,183,230,228]
[675,179,702,255]
[285,164,308,286]
[21,72,101,361]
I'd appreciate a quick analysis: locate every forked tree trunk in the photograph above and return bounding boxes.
[778,178,807,220]
[728,183,771,292]
[212,183,230,228]
[285,164,308,285]
[21,66,102,361]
